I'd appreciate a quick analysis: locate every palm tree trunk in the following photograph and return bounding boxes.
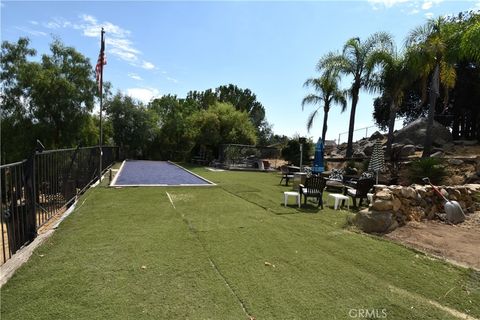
[422,64,440,158]
[385,101,397,158]
[321,106,329,144]
[346,90,359,158]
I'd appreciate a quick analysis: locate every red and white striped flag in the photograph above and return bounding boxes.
[95,33,106,94]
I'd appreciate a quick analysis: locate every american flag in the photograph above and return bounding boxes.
[95,33,106,93]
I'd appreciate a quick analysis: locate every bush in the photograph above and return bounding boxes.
[408,158,446,185]
[281,138,313,166]
[344,159,358,175]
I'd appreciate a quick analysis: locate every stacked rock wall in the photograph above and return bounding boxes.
[354,184,480,233]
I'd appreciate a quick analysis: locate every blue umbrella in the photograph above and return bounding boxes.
[312,138,324,174]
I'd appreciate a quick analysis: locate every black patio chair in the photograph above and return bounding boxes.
[343,178,375,208]
[299,175,326,208]
[279,165,295,186]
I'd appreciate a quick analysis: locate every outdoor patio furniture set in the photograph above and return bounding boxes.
[281,167,375,211]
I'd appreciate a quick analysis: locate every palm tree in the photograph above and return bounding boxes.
[318,32,393,158]
[405,17,457,157]
[406,13,480,156]
[302,70,347,143]
[368,48,412,156]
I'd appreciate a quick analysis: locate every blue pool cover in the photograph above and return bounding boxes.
[112,160,213,186]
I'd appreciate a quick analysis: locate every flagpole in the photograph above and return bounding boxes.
[99,27,105,182]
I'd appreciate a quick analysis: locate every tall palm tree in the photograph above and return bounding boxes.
[302,70,347,143]
[368,48,412,156]
[406,17,457,157]
[406,14,480,156]
[318,32,393,158]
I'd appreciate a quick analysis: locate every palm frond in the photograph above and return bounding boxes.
[364,32,394,53]
[332,90,347,113]
[301,94,323,110]
[405,23,433,48]
[306,109,319,132]
[460,22,480,63]
[343,37,362,66]
[439,60,457,89]
[317,51,349,74]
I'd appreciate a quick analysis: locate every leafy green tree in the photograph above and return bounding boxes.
[185,84,268,136]
[147,95,197,160]
[189,102,257,157]
[302,70,347,143]
[281,136,313,167]
[1,37,97,162]
[0,38,37,162]
[215,84,266,129]
[105,93,156,158]
[29,39,97,147]
[318,32,393,158]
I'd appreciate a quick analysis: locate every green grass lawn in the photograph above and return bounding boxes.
[1,165,479,319]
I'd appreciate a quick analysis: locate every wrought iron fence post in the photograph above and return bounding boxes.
[24,155,37,241]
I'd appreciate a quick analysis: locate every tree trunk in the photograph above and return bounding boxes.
[321,106,329,144]
[385,100,397,158]
[422,64,440,158]
[346,89,359,158]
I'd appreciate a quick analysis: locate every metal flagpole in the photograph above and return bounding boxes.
[99,28,105,182]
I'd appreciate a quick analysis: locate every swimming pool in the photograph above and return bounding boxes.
[110,160,214,187]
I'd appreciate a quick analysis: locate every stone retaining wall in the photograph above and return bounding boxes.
[354,184,480,233]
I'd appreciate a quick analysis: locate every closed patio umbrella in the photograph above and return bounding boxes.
[368,139,385,184]
[312,138,324,174]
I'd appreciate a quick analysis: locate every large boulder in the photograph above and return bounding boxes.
[354,209,394,233]
[394,118,452,147]
[363,141,376,156]
[400,144,416,157]
[369,131,384,141]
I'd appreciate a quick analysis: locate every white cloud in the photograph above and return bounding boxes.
[425,12,434,18]
[15,26,47,37]
[128,73,143,81]
[105,38,140,62]
[369,0,444,11]
[126,88,159,103]
[166,76,179,83]
[80,14,130,38]
[422,1,433,10]
[141,61,155,70]
[30,20,39,25]
[43,17,76,30]
[367,0,410,8]
[42,14,153,69]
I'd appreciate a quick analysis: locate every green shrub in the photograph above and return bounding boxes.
[344,159,357,175]
[408,158,446,185]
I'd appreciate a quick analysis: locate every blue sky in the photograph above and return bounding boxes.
[2,0,479,143]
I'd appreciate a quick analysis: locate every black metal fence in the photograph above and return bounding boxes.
[1,146,118,265]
